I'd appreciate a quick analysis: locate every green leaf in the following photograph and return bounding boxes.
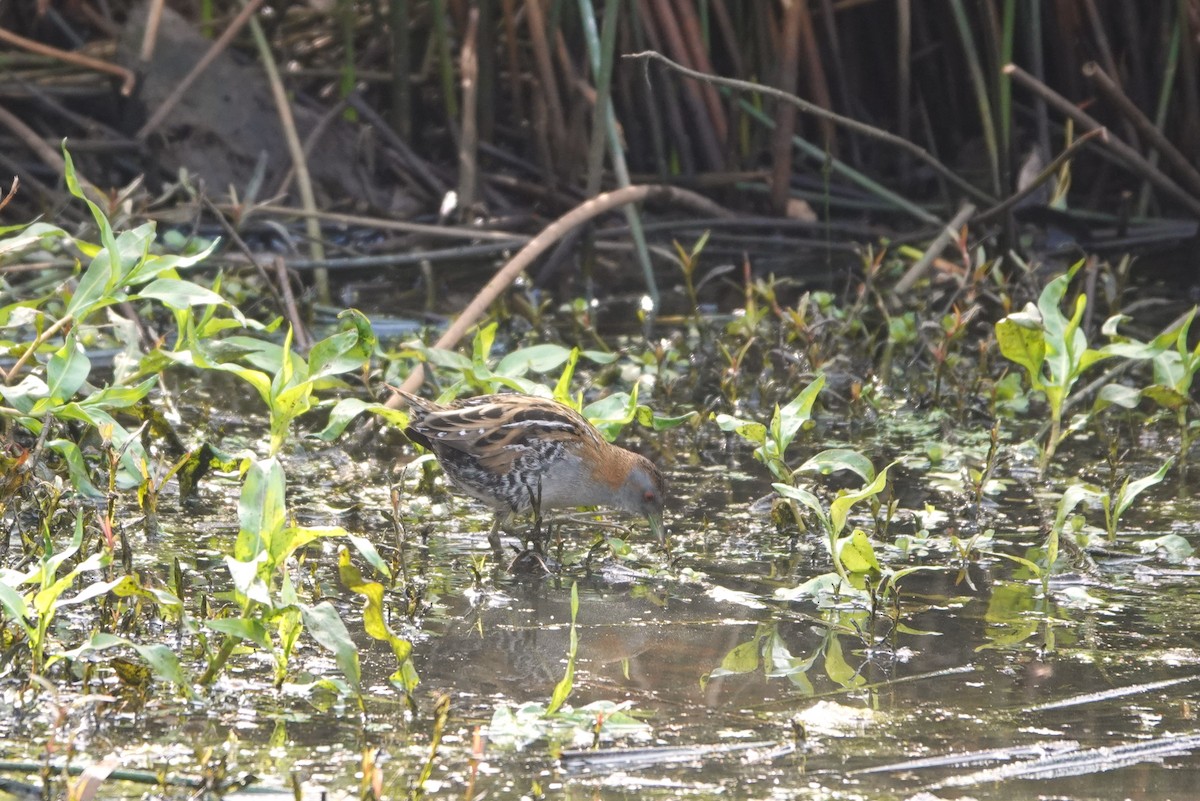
[823,635,865,688]
[314,398,409,441]
[0,582,32,636]
[829,461,894,537]
[1053,483,1102,534]
[1076,348,1109,375]
[136,278,226,310]
[78,377,158,411]
[344,535,391,580]
[338,549,417,691]
[1144,384,1189,412]
[236,457,287,559]
[797,449,875,484]
[580,350,618,365]
[546,582,579,714]
[552,348,581,403]
[995,316,1046,388]
[1114,459,1173,521]
[45,439,104,498]
[125,239,220,285]
[53,406,146,489]
[714,413,766,445]
[56,575,130,608]
[774,571,866,603]
[495,344,573,377]
[62,143,120,297]
[420,346,473,371]
[34,551,107,616]
[207,617,271,649]
[46,331,91,402]
[224,554,271,605]
[308,311,375,380]
[717,639,761,675]
[1092,383,1141,413]
[583,390,639,442]
[300,602,362,693]
[270,382,315,441]
[774,375,826,451]
[837,530,881,575]
[0,221,69,256]
[472,322,497,366]
[161,348,273,407]
[273,525,344,569]
[773,482,825,518]
[1136,533,1194,561]
[211,335,292,375]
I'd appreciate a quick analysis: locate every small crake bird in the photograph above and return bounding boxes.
[396,390,666,553]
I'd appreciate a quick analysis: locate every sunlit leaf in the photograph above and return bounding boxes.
[774,375,825,452]
[46,439,104,497]
[714,413,766,445]
[495,343,573,377]
[797,449,875,484]
[338,549,417,692]
[236,457,287,560]
[995,317,1046,387]
[772,482,826,521]
[1092,383,1141,413]
[829,461,894,537]
[775,571,866,603]
[546,582,579,715]
[308,311,375,380]
[837,530,881,575]
[137,278,226,310]
[224,554,271,605]
[207,617,271,649]
[300,601,362,694]
[823,635,865,688]
[46,331,90,402]
[718,639,761,675]
[1143,384,1188,411]
[1052,483,1102,534]
[344,535,391,580]
[0,582,32,636]
[472,322,497,366]
[1114,459,1173,522]
[552,348,581,403]
[0,375,49,414]
[314,398,409,441]
[584,390,639,442]
[78,377,157,410]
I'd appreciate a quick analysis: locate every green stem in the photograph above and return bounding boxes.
[3,313,73,385]
[1179,407,1192,472]
[199,633,239,686]
[1040,406,1063,476]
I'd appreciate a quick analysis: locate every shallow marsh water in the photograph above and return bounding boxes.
[4,384,1199,801]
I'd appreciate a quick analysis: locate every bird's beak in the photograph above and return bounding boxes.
[647,511,665,543]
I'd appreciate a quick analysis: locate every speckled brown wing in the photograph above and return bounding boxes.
[401,393,602,476]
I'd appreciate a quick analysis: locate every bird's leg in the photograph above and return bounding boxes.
[488,512,509,559]
[520,480,545,552]
[531,481,545,551]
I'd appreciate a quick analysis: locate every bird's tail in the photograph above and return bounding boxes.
[386,385,437,414]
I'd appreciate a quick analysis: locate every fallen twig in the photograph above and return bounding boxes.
[347,183,732,445]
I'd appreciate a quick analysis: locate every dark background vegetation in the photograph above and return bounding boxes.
[2,1,1199,297]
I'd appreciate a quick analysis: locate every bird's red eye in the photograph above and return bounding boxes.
[644,491,656,502]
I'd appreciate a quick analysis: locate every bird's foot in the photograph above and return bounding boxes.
[507,547,560,576]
